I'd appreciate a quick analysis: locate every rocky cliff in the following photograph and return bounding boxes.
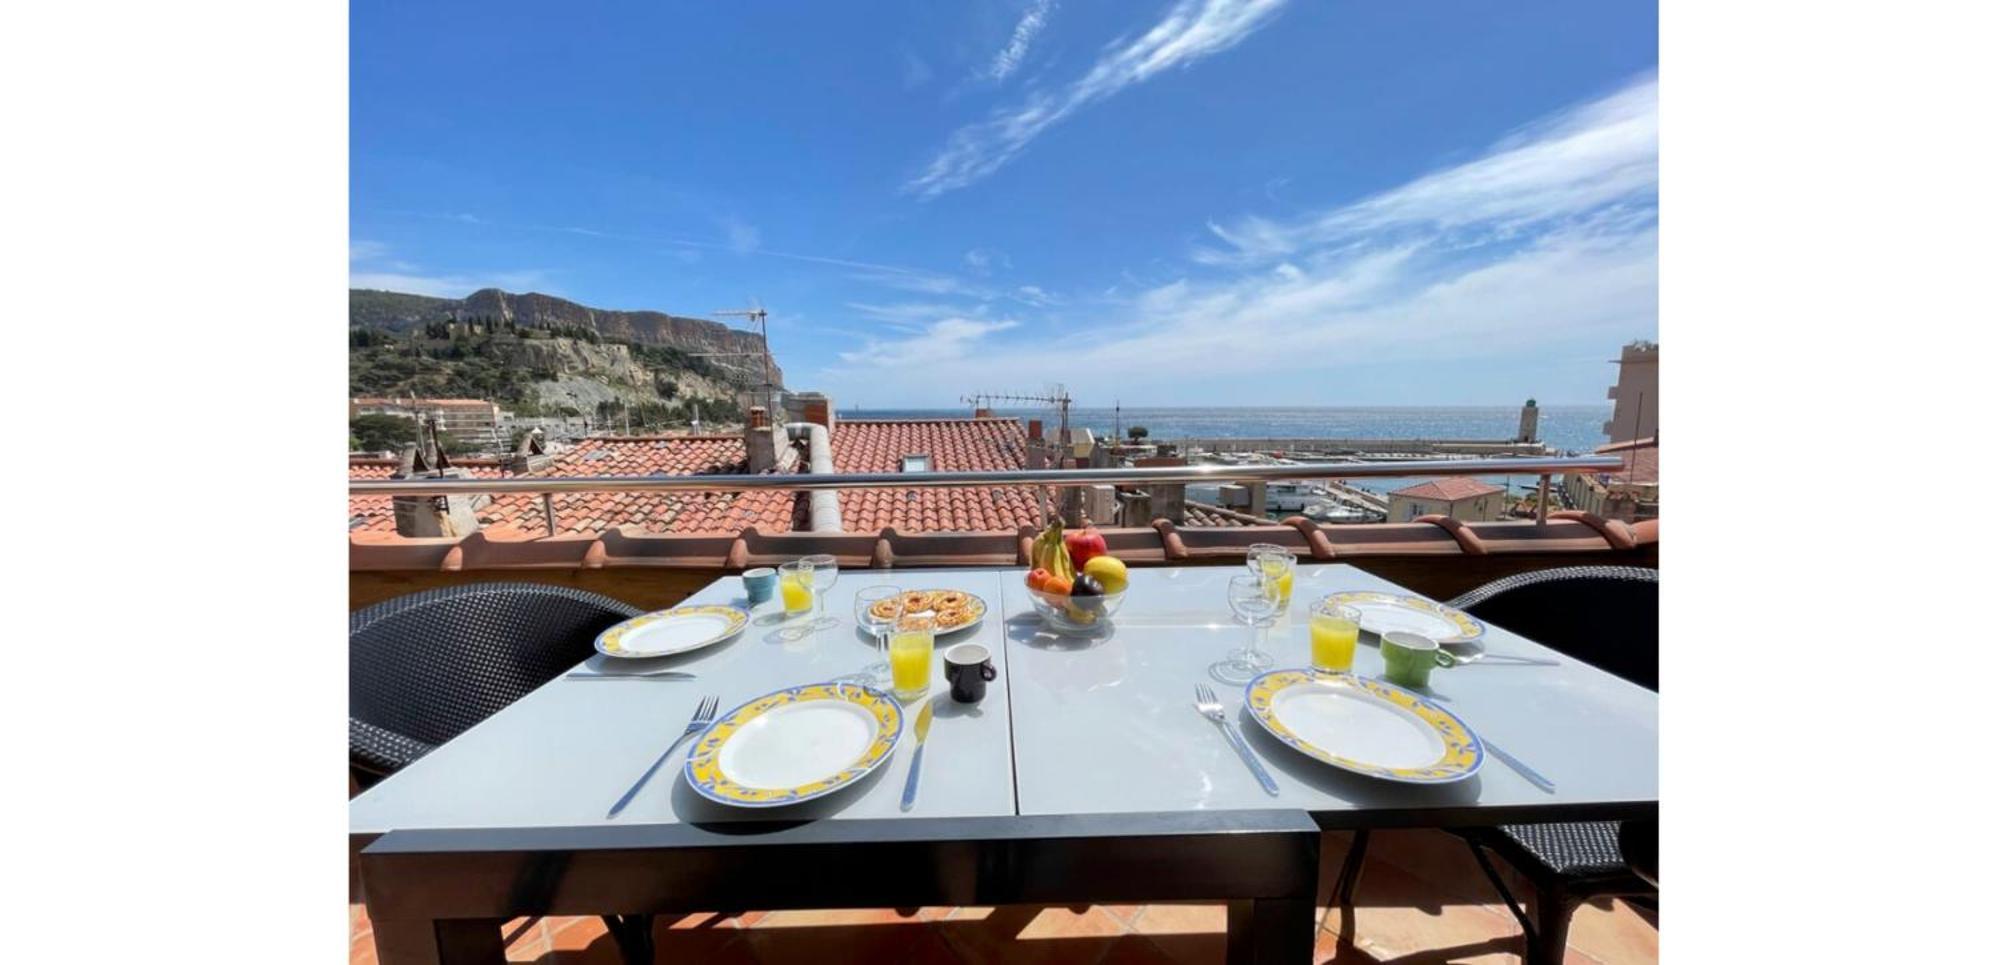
[349,288,783,388]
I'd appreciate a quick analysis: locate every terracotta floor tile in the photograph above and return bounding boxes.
[1096,905,1147,925]
[739,920,958,965]
[1139,931,1230,965]
[1328,858,1524,963]
[939,905,1125,965]
[753,907,936,928]
[545,916,609,952]
[504,925,552,962]
[1097,934,1195,965]
[1129,904,1228,936]
[1565,899,1658,964]
[1312,929,1377,964]
[650,916,761,964]
[1016,906,1131,941]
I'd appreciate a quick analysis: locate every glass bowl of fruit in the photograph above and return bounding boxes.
[1026,582,1127,634]
[1024,549,1130,634]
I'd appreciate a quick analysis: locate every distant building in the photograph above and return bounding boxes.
[1604,341,1658,443]
[1387,478,1505,522]
[351,397,507,447]
[1516,398,1540,443]
[1566,437,1658,523]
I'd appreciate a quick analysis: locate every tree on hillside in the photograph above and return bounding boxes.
[351,414,418,452]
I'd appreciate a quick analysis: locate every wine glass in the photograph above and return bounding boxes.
[1248,546,1296,615]
[847,585,900,686]
[1211,573,1278,683]
[804,553,839,630]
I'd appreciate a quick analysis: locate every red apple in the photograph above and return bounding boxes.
[1064,528,1108,568]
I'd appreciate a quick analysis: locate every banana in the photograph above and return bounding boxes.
[1033,519,1074,584]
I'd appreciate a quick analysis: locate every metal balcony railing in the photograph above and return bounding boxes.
[350,455,1625,528]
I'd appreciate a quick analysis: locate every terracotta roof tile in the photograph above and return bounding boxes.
[1594,438,1658,485]
[346,458,511,532]
[1183,502,1263,527]
[1388,478,1503,501]
[473,436,802,537]
[829,419,1042,533]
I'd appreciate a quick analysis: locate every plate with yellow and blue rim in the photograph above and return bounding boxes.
[594,605,748,660]
[1244,670,1483,784]
[1316,591,1484,644]
[684,682,904,807]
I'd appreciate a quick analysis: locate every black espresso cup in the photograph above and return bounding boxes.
[943,643,998,704]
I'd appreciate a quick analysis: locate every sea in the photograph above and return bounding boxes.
[835,405,1615,498]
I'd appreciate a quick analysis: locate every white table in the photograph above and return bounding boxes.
[1000,563,1659,821]
[350,563,1657,965]
[351,568,1019,832]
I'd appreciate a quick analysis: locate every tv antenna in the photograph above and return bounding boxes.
[960,386,1073,454]
[705,297,779,412]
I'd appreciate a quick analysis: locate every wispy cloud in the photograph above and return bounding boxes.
[963,247,1012,274]
[838,317,1021,368]
[349,270,552,298]
[348,240,549,297]
[985,0,1057,83]
[719,216,761,254]
[902,48,934,90]
[907,0,1290,198]
[1195,74,1660,265]
[830,74,1658,402]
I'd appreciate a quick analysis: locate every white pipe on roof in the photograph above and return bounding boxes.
[784,422,843,533]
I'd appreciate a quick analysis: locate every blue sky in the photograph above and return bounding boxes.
[351,1,1657,407]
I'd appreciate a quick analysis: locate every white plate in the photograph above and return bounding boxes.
[1319,591,1484,644]
[684,683,904,807]
[719,700,878,789]
[1244,670,1483,783]
[594,605,748,659]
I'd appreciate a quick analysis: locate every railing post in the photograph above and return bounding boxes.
[1535,474,1551,525]
[543,493,557,537]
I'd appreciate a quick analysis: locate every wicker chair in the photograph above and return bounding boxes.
[1333,566,1659,965]
[1447,564,1658,690]
[349,582,641,784]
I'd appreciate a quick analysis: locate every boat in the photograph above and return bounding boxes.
[1265,480,1336,512]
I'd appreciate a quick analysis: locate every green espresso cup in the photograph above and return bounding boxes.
[1380,631,1460,689]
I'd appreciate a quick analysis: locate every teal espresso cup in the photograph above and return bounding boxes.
[1379,631,1461,690]
[742,567,778,606]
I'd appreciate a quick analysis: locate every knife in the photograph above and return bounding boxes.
[1485,740,1556,793]
[565,669,696,680]
[898,700,935,812]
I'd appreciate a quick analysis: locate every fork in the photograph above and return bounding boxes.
[1193,684,1279,796]
[607,694,719,818]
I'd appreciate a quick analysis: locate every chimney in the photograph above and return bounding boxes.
[745,406,783,473]
[973,407,993,418]
[1025,419,1046,470]
[391,443,482,538]
[1081,485,1117,525]
[798,392,835,434]
[505,427,553,474]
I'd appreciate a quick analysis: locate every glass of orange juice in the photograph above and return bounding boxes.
[888,615,935,702]
[1309,601,1362,675]
[1249,546,1296,613]
[778,559,816,619]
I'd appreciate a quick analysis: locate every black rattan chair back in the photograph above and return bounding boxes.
[1446,565,1657,691]
[349,582,641,777]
